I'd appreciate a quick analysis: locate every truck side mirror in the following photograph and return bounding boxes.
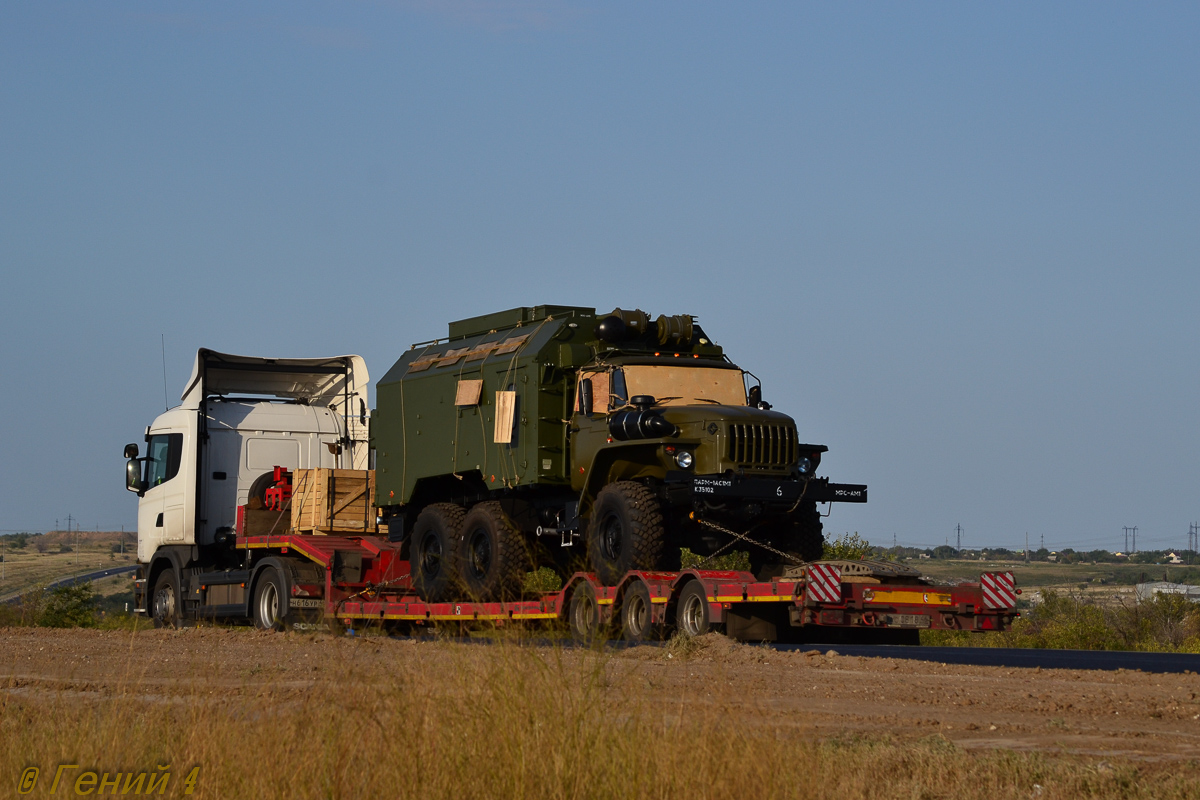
[748,385,771,410]
[578,378,593,416]
[125,458,145,494]
[124,443,139,459]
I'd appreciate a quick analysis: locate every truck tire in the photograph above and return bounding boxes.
[252,567,287,631]
[587,481,666,585]
[457,501,528,601]
[412,503,465,603]
[787,503,825,563]
[151,569,181,629]
[675,579,711,637]
[619,580,656,643]
[569,581,605,645]
[749,505,825,577]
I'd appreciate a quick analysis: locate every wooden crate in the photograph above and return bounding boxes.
[290,469,377,534]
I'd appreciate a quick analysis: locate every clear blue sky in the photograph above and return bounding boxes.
[1,2,1196,552]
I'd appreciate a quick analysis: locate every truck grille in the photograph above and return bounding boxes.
[727,424,797,468]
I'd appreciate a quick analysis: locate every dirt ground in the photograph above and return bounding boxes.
[3,627,1199,764]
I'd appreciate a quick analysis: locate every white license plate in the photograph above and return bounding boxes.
[289,598,323,609]
[885,614,931,628]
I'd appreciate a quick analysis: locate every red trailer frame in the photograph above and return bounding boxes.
[237,533,1019,641]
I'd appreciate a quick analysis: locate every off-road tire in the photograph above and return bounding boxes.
[151,569,180,629]
[457,501,528,601]
[587,481,666,585]
[619,580,656,643]
[748,504,825,578]
[412,503,465,603]
[674,580,711,637]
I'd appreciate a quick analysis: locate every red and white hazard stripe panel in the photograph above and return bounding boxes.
[980,571,1016,609]
[806,563,843,604]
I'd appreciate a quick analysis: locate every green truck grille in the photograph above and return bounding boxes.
[727,424,798,468]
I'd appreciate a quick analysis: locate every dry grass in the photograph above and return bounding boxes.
[3,634,1197,799]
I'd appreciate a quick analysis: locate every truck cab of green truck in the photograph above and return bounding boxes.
[373,305,867,602]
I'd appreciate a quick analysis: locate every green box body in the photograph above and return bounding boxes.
[373,306,598,506]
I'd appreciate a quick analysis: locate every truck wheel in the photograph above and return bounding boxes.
[412,503,465,603]
[675,580,711,637]
[253,568,287,631]
[619,581,656,643]
[750,505,826,576]
[458,502,527,601]
[788,503,825,563]
[569,581,605,645]
[151,570,180,629]
[587,481,666,585]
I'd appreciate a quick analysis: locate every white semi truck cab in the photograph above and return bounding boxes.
[124,349,369,626]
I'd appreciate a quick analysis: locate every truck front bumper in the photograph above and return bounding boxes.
[664,472,867,505]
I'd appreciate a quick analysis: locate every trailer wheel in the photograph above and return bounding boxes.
[151,570,180,629]
[587,481,665,585]
[253,568,287,631]
[569,581,604,645]
[457,502,527,601]
[675,580,711,637]
[412,503,465,603]
[619,581,656,643]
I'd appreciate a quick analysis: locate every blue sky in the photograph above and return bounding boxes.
[1,2,1196,552]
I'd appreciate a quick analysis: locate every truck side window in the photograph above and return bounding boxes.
[145,433,183,487]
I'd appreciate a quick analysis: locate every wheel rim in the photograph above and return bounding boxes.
[599,512,623,561]
[466,527,492,580]
[680,593,705,636]
[420,532,442,579]
[259,580,279,627]
[153,584,175,624]
[626,593,648,638]
[574,594,596,638]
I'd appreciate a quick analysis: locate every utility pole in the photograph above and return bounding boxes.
[1040,532,1044,552]
[1133,526,1138,554]
[1124,526,1134,553]
[955,524,963,552]
[1025,532,1029,563]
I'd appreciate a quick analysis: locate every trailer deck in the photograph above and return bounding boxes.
[234,533,1019,642]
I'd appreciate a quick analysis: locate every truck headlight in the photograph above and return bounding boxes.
[797,456,814,475]
[675,451,694,469]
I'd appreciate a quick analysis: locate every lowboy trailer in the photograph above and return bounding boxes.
[145,528,1019,643]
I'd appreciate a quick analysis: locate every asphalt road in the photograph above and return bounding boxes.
[0,564,138,603]
[768,642,1200,674]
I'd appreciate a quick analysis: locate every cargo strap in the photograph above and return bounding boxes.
[692,518,803,568]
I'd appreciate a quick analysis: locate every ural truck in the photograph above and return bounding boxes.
[125,310,1020,641]
[372,305,868,601]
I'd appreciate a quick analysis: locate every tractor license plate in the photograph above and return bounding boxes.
[289,598,323,609]
[884,614,930,628]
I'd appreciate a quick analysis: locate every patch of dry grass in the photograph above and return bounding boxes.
[3,635,1197,799]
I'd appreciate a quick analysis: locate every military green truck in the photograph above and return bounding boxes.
[372,305,867,601]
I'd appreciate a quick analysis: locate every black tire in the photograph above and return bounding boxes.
[247,471,276,508]
[748,504,825,578]
[675,579,711,637]
[151,569,180,629]
[569,581,605,645]
[458,501,528,601]
[619,581,656,643]
[587,481,666,585]
[412,504,465,602]
[252,567,287,631]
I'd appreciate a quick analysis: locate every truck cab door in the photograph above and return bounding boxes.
[138,431,187,558]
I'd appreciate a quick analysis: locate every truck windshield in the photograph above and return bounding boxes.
[619,365,746,407]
